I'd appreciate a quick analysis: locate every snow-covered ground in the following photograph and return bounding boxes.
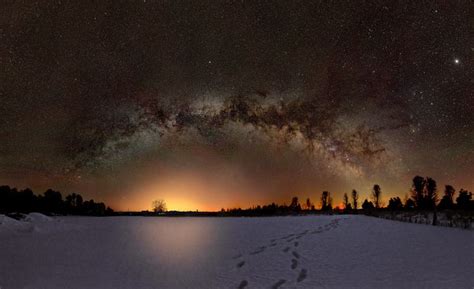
[0,214,472,289]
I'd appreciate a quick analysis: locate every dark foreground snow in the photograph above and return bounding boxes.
[0,214,473,289]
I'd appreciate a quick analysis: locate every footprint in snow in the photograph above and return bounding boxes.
[283,246,290,253]
[292,251,300,259]
[294,241,299,247]
[236,261,245,268]
[238,280,248,289]
[291,259,298,269]
[250,246,266,255]
[270,279,286,289]
[232,253,242,259]
[297,269,307,282]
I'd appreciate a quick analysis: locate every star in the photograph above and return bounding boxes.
[0,0,471,212]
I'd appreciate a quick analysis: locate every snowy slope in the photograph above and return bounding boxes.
[0,214,33,233]
[0,215,472,289]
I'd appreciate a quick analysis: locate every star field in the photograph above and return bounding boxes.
[0,1,472,210]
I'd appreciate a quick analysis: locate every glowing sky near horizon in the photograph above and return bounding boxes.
[1,1,472,211]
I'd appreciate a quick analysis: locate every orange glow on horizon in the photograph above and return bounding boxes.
[111,170,259,212]
[106,172,461,212]
[111,188,409,212]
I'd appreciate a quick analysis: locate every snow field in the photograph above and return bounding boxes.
[0,214,472,289]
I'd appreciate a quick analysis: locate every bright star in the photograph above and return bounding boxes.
[454,58,460,64]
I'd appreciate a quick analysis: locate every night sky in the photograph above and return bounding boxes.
[1,1,472,211]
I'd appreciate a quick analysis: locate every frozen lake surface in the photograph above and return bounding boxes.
[0,214,473,289]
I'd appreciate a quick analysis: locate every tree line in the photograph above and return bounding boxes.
[211,175,472,216]
[2,174,472,217]
[0,185,114,216]
[383,176,473,212]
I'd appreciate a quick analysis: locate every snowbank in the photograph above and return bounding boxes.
[23,212,54,223]
[0,213,68,234]
[0,214,32,233]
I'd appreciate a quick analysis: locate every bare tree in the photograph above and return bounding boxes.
[372,184,382,209]
[343,193,350,210]
[351,189,359,210]
[439,185,455,210]
[456,189,473,210]
[425,177,438,209]
[444,185,455,202]
[320,191,332,211]
[290,196,301,212]
[410,176,438,210]
[306,198,313,211]
[411,175,426,209]
[152,199,167,213]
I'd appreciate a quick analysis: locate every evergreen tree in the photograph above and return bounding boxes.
[320,191,332,211]
[362,199,375,210]
[372,184,382,209]
[438,185,455,210]
[351,189,359,210]
[456,189,473,210]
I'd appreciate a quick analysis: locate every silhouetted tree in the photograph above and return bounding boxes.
[106,206,114,215]
[351,189,359,210]
[444,185,455,201]
[80,199,107,215]
[343,193,350,210]
[411,175,426,209]
[22,188,36,212]
[404,198,415,210]
[152,199,167,213]
[320,191,332,211]
[305,198,314,211]
[289,197,301,212]
[6,187,19,212]
[43,189,63,213]
[362,199,374,211]
[0,186,34,213]
[387,197,403,211]
[0,185,112,215]
[456,189,473,210]
[371,184,382,209]
[438,185,455,210]
[425,177,438,209]
[65,193,84,214]
[345,203,352,211]
[410,176,438,210]
[0,186,11,212]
